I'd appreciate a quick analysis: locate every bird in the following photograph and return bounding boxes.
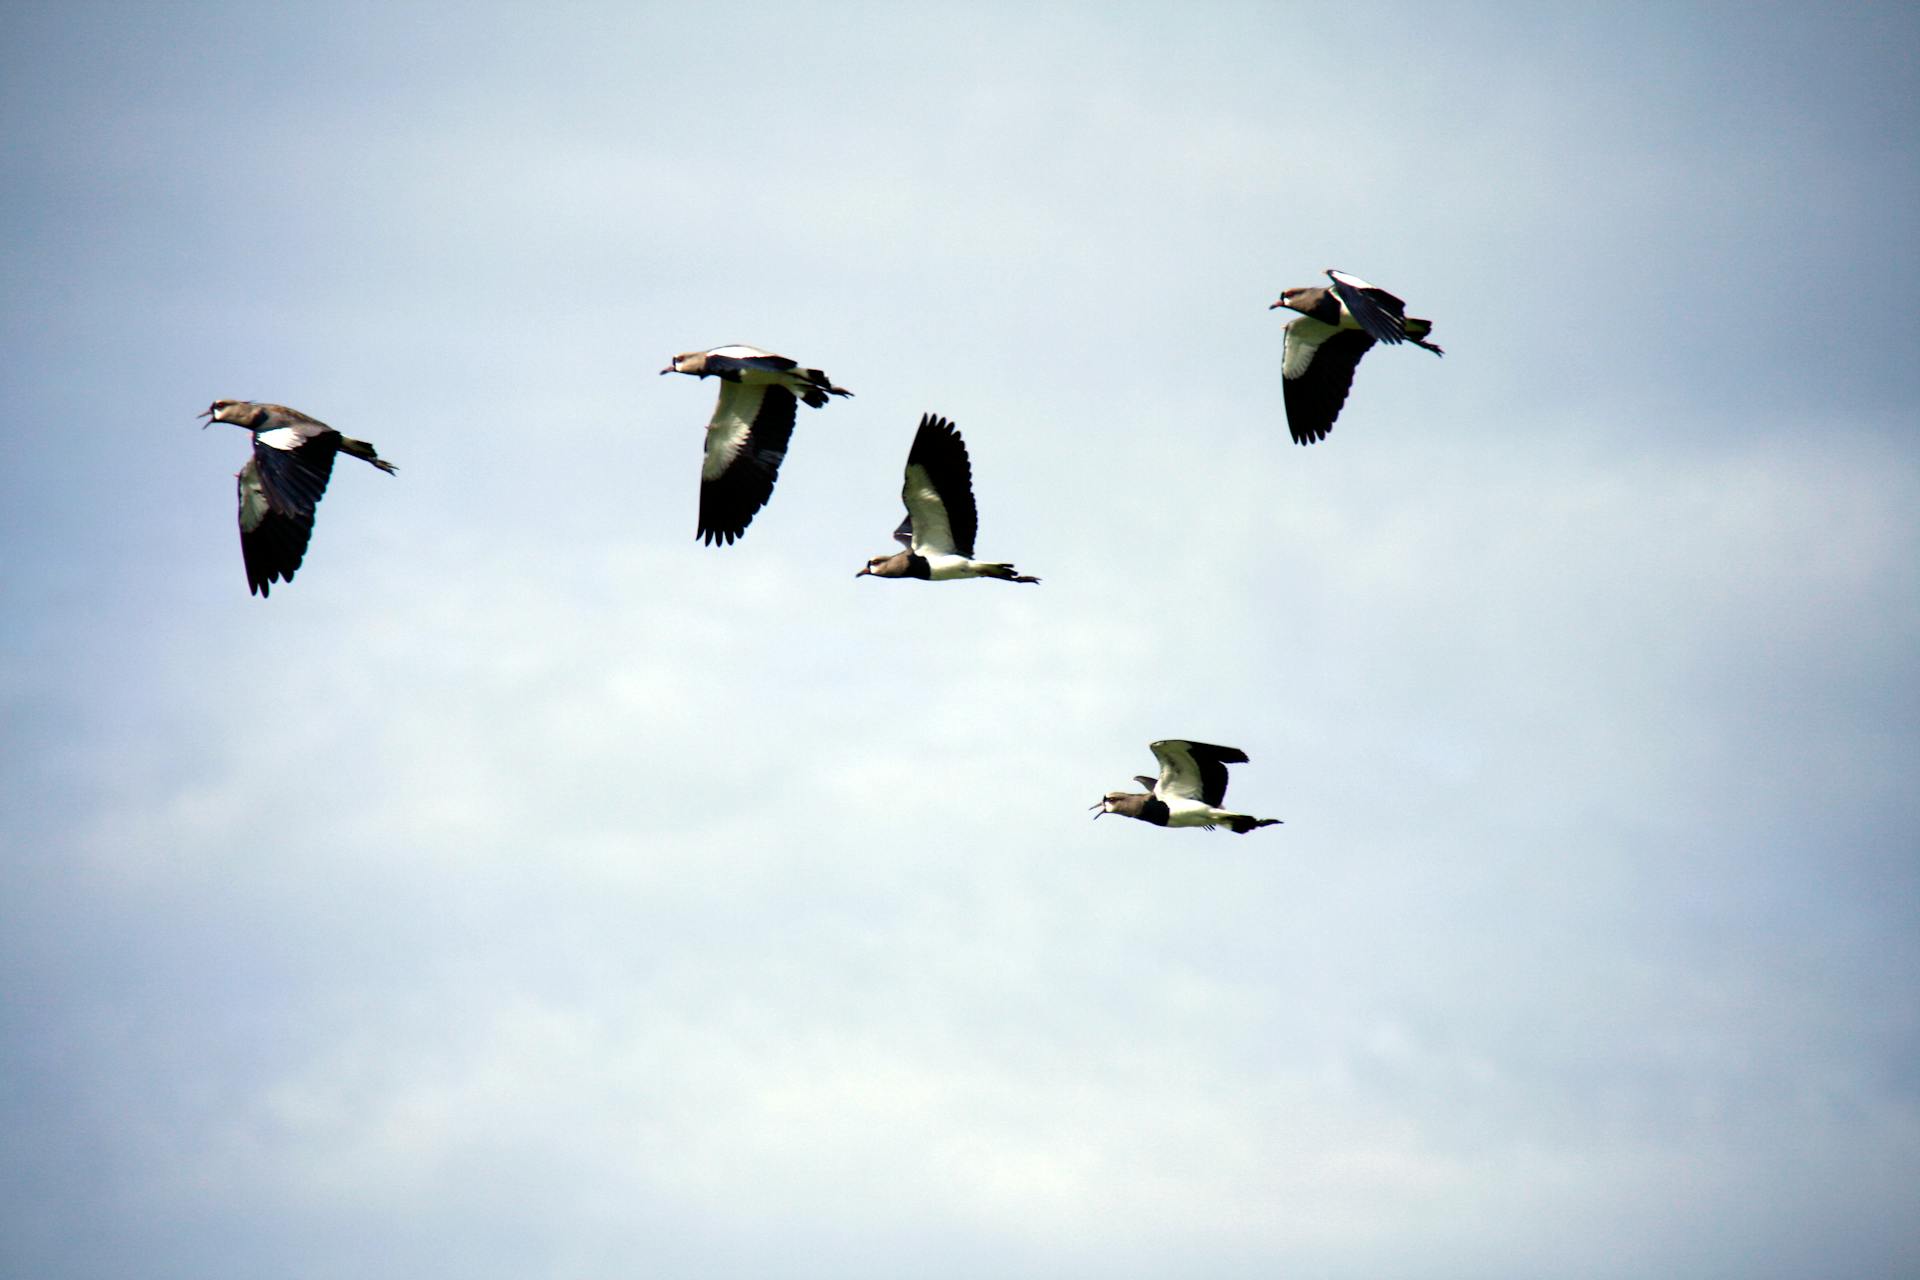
[857,413,1039,584]
[1093,739,1281,833]
[1269,269,1442,445]
[200,400,397,597]
[660,344,852,545]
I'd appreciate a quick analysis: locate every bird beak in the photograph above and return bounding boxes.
[197,407,213,428]
[1089,802,1104,818]
[1268,299,1285,310]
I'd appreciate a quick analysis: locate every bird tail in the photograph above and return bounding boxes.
[1405,317,1444,356]
[1227,816,1283,834]
[796,370,854,408]
[979,563,1040,584]
[338,437,399,474]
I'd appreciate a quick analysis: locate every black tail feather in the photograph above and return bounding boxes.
[1406,318,1444,357]
[797,370,854,408]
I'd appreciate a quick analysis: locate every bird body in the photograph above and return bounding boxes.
[661,345,851,545]
[1270,269,1441,445]
[859,546,1024,582]
[1094,739,1281,834]
[859,414,1038,584]
[201,400,396,597]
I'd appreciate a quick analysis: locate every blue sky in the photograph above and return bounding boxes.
[3,3,1916,1277]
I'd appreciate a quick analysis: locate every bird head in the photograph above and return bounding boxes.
[1091,791,1145,820]
[660,352,706,377]
[1269,288,1306,314]
[200,399,250,429]
[856,552,911,580]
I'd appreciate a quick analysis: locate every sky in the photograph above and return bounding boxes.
[2,2,1917,1276]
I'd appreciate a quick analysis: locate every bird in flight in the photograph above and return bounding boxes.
[857,413,1039,584]
[1270,269,1442,444]
[201,399,397,597]
[661,345,851,545]
[1093,739,1281,833]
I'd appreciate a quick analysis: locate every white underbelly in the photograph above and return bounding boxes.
[924,554,975,580]
[1161,797,1223,827]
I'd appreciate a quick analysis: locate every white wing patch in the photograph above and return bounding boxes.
[702,382,766,481]
[254,426,308,453]
[1151,740,1205,801]
[902,463,956,556]
[1283,319,1336,379]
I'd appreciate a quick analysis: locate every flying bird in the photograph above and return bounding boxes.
[1270,269,1442,445]
[857,413,1039,584]
[1093,739,1281,833]
[201,400,397,597]
[661,344,852,545]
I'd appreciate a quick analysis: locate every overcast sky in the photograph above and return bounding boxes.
[2,3,1916,1277]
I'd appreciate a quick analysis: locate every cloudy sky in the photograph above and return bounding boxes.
[3,2,1916,1276]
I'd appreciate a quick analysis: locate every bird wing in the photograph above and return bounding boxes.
[1282,322,1374,444]
[231,412,349,596]
[699,382,797,545]
[900,413,977,559]
[891,514,915,548]
[247,426,340,520]
[237,450,327,596]
[1325,270,1410,346]
[1150,739,1248,806]
[700,345,798,379]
